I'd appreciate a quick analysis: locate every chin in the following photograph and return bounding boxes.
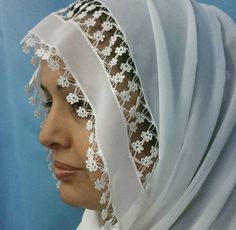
[58,180,101,210]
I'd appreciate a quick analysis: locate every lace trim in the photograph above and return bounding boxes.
[57,0,159,187]
[22,0,160,228]
[23,33,118,228]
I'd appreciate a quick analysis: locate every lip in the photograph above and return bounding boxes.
[53,161,81,181]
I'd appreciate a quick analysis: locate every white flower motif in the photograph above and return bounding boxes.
[95,178,105,190]
[102,47,112,56]
[110,35,117,46]
[22,45,30,54]
[136,113,145,123]
[141,131,153,142]
[96,149,103,157]
[141,156,153,167]
[100,192,107,205]
[86,159,98,172]
[48,57,60,71]
[89,132,95,144]
[87,4,96,11]
[150,146,159,158]
[86,120,93,130]
[120,91,131,102]
[66,93,79,104]
[28,96,36,105]
[93,10,102,19]
[84,18,96,27]
[129,106,137,117]
[25,35,36,47]
[120,63,132,72]
[35,48,44,58]
[115,46,126,56]
[129,122,137,133]
[25,84,33,93]
[42,52,52,61]
[111,73,125,83]
[101,209,108,220]
[57,75,70,87]
[109,57,118,66]
[102,21,113,31]
[34,109,41,118]
[104,221,113,230]
[76,106,89,118]
[86,147,95,159]
[66,11,74,18]
[31,56,37,66]
[128,81,138,92]
[132,141,144,153]
[74,2,81,8]
[76,11,87,20]
[93,31,105,42]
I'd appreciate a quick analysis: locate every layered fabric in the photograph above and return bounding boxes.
[21,0,236,229]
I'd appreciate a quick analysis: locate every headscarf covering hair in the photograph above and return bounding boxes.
[21,0,236,229]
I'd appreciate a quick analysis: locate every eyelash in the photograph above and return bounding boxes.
[42,100,85,112]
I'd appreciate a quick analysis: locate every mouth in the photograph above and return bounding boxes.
[53,160,82,181]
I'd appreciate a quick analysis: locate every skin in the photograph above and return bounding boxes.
[38,60,102,210]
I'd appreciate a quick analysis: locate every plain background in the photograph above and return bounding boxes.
[0,0,235,229]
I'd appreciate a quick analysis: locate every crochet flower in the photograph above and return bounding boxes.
[86,120,93,130]
[121,63,132,72]
[95,178,106,190]
[120,91,131,102]
[129,122,137,133]
[84,18,96,27]
[89,132,95,144]
[111,73,125,83]
[66,93,79,104]
[132,141,144,153]
[28,96,36,105]
[93,31,105,42]
[87,4,96,11]
[76,106,89,118]
[66,11,74,18]
[136,113,145,123]
[141,131,153,142]
[57,75,70,87]
[48,57,60,71]
[93,10,102,19]
[128,81,138,92]
[150,146,159,158]
[102,21,113,31]
[141,156,153,167]
[100,192,107,205]
[87,147,95,159]
[115,46,126,56]
[110,35,117,46]
[109,57,118,66]
[102,47,112,56]
[86,159,98,172]
[101,209,108,220]
[76,11,87,20]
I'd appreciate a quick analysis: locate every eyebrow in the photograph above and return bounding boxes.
[40,83,63,92]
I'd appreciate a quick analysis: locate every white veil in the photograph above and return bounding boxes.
[22,0,236,229]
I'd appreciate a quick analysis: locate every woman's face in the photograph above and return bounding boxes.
[39,60,101,210]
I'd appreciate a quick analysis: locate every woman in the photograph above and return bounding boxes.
[22,0,236,229]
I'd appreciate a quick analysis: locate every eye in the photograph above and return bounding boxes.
[42,98,53,113]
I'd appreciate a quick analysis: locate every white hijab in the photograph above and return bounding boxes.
[22,0,236,229]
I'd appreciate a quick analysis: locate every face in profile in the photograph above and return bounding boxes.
[38,60,102,210]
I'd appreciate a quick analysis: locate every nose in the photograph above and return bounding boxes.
[39,107,70,149]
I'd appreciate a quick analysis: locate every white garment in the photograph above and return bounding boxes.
[22,0,236,229]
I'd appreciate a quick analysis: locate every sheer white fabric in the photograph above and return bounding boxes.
[22,0,236,229]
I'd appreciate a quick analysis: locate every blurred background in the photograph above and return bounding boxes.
[0,0,235,229]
